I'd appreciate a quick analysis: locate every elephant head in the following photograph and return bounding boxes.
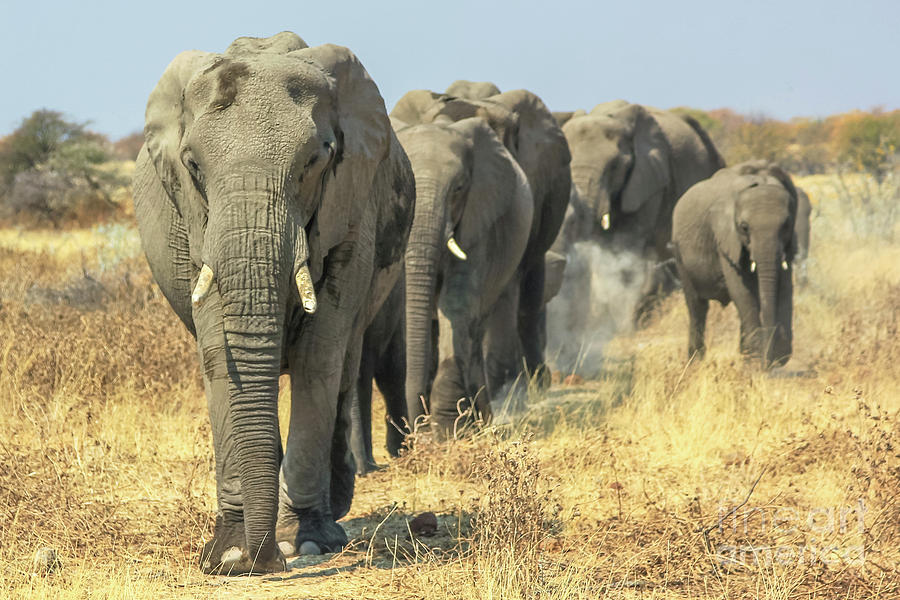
[445,79,501,100]
[717,162,797,367]
[561,102,671,237]
[396,117,530,427]
[142,32,394,569]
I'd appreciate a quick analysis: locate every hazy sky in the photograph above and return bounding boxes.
[2,0,897,139]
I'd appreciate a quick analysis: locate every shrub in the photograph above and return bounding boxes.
[0,110,128,227]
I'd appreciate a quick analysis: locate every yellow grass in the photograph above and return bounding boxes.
[0,173,897,599]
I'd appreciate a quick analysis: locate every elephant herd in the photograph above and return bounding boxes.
[132,33,811,574]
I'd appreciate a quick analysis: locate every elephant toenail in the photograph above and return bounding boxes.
[278,541,295,556]
[299,541,322,555]
[221,546,243,563]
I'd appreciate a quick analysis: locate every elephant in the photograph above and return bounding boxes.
[794,187,812,286]
[399,116,532,435]
[392,84,571,395]
[132,32,414,574]
[671,160,797,368]
[445,79,501,99]
[552,101,725,327]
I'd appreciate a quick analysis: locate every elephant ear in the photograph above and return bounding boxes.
[614,104,672,214]
[143,50,215,210]
[450,118,531,245]
[390,89,444,126]
[445,80,501,100]
[422,96,520,156]
[225,31,308,55]
[299,44,393,273]
[492,90,571,213]
[710,175,748,268]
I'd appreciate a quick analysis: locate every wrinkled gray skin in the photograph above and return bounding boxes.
[132,33,414,574]
[399,117,532,435]
[392,84,571,395]
[349,279,407,474]
[552,102,725,325]
[671,161,797,368]
[794,187,812,286]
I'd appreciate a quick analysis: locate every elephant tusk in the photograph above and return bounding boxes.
[782,260,789,271]
[447,236,468,261]
[295,263,317,314]
[601,213,611,230]
[191,264,215,307]
[750,260,756,273]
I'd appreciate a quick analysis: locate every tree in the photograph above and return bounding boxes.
[0,110,127,226]
[113,131,144,161]
[831,110,900,183]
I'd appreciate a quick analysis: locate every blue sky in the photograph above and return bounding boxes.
[2,0,897,139]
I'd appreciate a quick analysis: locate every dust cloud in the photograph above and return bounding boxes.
[545,241,647,377]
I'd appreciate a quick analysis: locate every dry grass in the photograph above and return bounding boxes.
[0,173,898,599]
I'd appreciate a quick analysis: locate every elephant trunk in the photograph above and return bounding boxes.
[755,246,791,368]
[404,176,448,430]
[205,169,297,566]
[570,165,610,231]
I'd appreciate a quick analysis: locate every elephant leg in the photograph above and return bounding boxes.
[721,262,762,360]
[331,339,361,521]
[350,345,378,476]
[276,246,374,556]
[464,323,490,424]
[276,333,352,557]
[632,258,668,328]
[517,261,549,384]
[484,282,523,399]
[430,309,477,437]
[686,296,709,360]
[373,325,407,457]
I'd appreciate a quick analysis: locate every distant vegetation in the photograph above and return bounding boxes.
[1,107,898,229]
[673,106,900,178]
[0,110,141,228]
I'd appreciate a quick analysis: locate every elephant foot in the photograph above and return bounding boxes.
[275,506,348,558]
[530,364,552,391]
[355,459,384,476]
[200,510,286,575]
[386,427,405,458]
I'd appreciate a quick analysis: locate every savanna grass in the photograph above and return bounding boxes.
[0,173,898,599]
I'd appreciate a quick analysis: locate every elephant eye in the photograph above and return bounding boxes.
[739,222,750,234]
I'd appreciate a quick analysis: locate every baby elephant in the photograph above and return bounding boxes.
[672,161,798,368]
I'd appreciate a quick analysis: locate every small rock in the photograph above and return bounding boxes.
[409,511,438,537]
[563,374,584,386]
[32,547,61,575]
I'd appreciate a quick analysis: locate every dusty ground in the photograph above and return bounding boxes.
[0,174,898,599]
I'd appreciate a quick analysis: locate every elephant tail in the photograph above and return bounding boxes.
[680,114,726,170]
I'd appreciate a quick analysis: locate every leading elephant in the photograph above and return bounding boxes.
[671,160,797,368]
[392,84,571,393]
[132,32,414,574]
[553,102,725,327]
